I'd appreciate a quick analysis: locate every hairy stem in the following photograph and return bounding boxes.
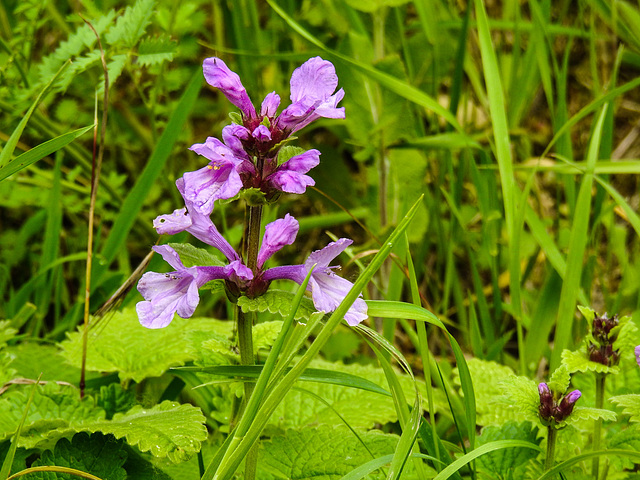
[592,373,605,478]
[545,426,557,471]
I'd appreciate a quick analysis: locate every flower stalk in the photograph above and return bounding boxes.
[545,426,557,471]
[592,372,605,479]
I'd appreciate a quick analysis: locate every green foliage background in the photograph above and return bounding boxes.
[2,0,640,478]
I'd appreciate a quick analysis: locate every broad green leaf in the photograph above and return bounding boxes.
[0,383,106,449]
[548,364,571,394]
[258,426,410,480]
[607,424,640,471]
[476,422,541,477]
[566,407,617,426]
[561,349,619,375]
[0,125,94,182]
[496,376,540,425]
[270,360,422,430]
[31,432,127,480]
[71,401,207,463]
[237,289,324,324]
[59,308,230,383]
[95,384,136,421]
[610,394,640,423]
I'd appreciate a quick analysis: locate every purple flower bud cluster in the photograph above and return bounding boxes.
[587,312,620,367]
[538,383,581,426]
[136,57,367,329]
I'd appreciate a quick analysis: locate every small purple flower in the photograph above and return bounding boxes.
[153,178,239,263]
[136,245,252,328]
[266,149,320,195]
[265,238,368,326]
[261,92,281,117]
[257,214,299,269]
[276,57,345,133]
[203,57,257,121]
[635,345,640,366]
[184,137,248,215]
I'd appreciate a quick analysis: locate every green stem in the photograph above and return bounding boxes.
[545,426,557,471]
[237,204,262,480]
[592,373,605,478]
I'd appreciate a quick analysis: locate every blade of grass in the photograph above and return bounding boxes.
[432,440,542,480]
[266,0,465,133]
[550,105,608,369]
[209,196,424,480]
[0,61,69,168]
[0,376,42,479]
[176,365,391,397]
[0,125,94,182]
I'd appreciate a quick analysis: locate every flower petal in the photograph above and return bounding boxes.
[153,208,192,236]
[289,57,339,104]
[252,125,272,142]
[203,57,256,120]
[261,92,281,117]
[257,214,299,269]
[305,238,352,270]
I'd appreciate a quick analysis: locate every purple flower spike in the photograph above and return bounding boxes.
[635,345,640,366]
[266,149,320,194]
[265,238,368,326]
[277,57,345,133]
[136,245,246,329]
[257,214,299,269]
[203,57,257,120]
[186,137,245,214]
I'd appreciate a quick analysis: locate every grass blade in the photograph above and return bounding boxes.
[0,125,94,182]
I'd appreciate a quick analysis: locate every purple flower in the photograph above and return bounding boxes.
[276,57,345,133]
[264,238,368,326]
[203,57,257,121]
[136,245,252,328]
[266,149,320,194]
[257,214,299,269]
[153,178,239,263]
[635,345,640,366]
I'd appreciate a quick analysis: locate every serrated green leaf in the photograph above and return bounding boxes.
[566,407,617,426]
[269,359,430,430]
[35,12,116,92]
[577,305,596,324]
[259,425,409,480]
[610,394,640,423]
[548,364,572,394]
[167,242,225,267]
[137,35,177,67]
[238,290,324,324]
[607,424,640,471]
[95,384,136,420]
[105,0,156,48]
[59,308,230,383]
[561,348,619,375]
[31,432,127,480]
[454,358,520,426]
[0,383,106,449]
[476,421,541,477]
[73,401,207,463]
[276,146,306,166]
[5,343,85,383]
[497,376,540,425]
